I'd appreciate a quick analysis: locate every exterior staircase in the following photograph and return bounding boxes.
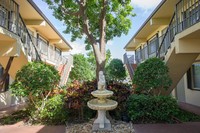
[123,53,136,80]
[126,0,200,95]
[0,0,72,85]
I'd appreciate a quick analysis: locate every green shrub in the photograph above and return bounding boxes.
[133,58,172,95]
[127,94,179,123]
[10,62,63,125]
[107,82,131,120]
[65,80,131,121]
[10,62,60,99]
[31,95,68,125]
[65,80,96,121]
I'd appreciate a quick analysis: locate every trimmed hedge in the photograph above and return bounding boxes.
[127,94,179,123]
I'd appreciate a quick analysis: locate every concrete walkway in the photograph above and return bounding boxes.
[134,122,200,133]
[0,125,66,133]
[0,122,66,133]
[1,102,200,133]
[178,102,200,115]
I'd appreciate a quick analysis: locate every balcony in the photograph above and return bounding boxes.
[125,0,200,95]
[30,35,68,66]
[133,0,200,65]
[0,0,40,60]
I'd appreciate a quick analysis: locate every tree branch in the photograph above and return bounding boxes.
[59,0,80,17]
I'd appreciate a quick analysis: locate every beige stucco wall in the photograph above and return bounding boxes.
[176,74,200,107]
[0,77,24,109]
[0,90,12,109]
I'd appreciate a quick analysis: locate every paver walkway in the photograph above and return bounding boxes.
[0,122,66,133]
[133,122,200,133]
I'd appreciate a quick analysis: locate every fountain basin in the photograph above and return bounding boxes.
[87,99,118,111]
[91,90,113,98]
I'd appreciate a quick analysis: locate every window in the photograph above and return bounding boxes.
[192,64,200,88]
[38,37,48,55]
[55,47,61,60]
[148,36,158,57]
[187,63,200,90]
[49,45,54,60]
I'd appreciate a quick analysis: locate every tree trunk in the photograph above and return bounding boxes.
[96,57,106,81]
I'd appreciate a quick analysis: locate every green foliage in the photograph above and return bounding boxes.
[69,54,94,81]
[65,80,96,121]
[127,94,179,123]
[9,62,66,125]
[133,58,172,95]
[10,62,60,98]
[37,95,68,125]
[65,80,131,121]
[175,109,200,122]
[106,59,126,81]
[107,82,131,120]
[86,50,111,76]
[44,0,135,44]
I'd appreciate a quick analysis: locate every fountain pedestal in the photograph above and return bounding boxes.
[87,71,118,131]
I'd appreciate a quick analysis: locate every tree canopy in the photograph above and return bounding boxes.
[106,58,126,81]
[44,0,135,79]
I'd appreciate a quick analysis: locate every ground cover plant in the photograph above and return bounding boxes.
[126,94,200,124]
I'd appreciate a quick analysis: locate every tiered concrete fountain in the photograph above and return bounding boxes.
[87,71,118,131]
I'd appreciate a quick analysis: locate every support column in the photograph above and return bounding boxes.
[0,57,14,90]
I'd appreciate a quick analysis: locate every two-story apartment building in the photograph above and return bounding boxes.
[0,0,73,109]
[124,0,200,107]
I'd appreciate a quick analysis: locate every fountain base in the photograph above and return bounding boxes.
[92,110,112,131]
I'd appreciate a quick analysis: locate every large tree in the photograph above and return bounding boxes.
[44,0,135,80]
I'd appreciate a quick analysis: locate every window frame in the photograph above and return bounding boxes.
[187,62,200,91]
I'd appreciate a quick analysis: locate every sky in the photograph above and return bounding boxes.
[33,0,162,60]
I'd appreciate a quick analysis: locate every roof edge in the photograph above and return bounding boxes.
[124,0,167,50]
[27,0,73,50]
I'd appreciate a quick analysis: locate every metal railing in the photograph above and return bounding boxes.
[0,0,41,61]
[135,0,200,64]
[135,35,162,64]
[29,35,68,66]
[157,0,200,58]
